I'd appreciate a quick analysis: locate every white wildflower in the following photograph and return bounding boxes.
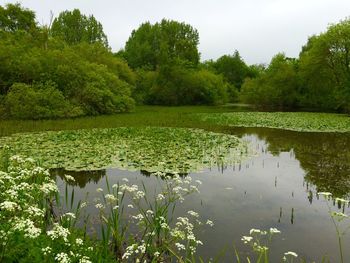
[76,238,83,245]
[132,214,144,221]
[156,194,165,201]
[42,246,52,256]
[206,219,214,227]
[64,175,75,182]
[105,194,117,203]
[79,256,92,263]
[284,251,298,257]
[269,227,281,234]
[47,223,70,242]
[0,201,18,212]
[175,243,186,251]
[241,236,253,244]
[55,252,71,263]
[250,228,261,235]
[62,212,76,219]
[95,203,104,209]
[187,210,199,218]
[40,182,58,194]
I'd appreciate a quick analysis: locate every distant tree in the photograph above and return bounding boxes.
[51,9,108,46]
[241,53,299,108]
[212,51,251,90]
[0,3,36,32]
[299,18,350,111]
[124,19,200,69]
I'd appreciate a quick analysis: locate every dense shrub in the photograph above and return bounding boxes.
[134,65,230,106]
[0,32,135,119]
[4,82,76,119]
[240,54,299,108]
[0,4,135,120]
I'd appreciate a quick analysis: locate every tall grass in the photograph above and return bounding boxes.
[0,105,244,137]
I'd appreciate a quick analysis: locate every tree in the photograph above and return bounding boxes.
[124,19,200,69]
[0,19,135,119]
[212,51,251,90]
[0,3,36,33]
[299,18,350,111]
[51,9,108,46]
[241,53,299,108]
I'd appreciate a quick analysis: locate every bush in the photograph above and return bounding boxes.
[5,82,77,119]
[240,54,299,108]
[0,32,136,119]
[134,65,230,106]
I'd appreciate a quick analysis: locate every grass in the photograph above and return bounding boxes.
[0,106,237,137]
[1,106,349,137]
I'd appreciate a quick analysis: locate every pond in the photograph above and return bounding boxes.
[51,127,350,262]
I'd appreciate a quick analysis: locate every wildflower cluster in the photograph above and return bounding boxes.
[94,173,213,262]
[0,156,57,246]
[239,227,298,262]
[318,191,350,263]
[0,156,109,263]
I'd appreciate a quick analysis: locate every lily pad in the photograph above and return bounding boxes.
[195,112,350,133]
[0,127,252,174]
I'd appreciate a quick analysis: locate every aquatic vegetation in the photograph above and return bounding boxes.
[0,127,251,173]
[0,156,213,262]
[318,192,350,263]
[236,227,299,263]
[95,173,210,262]
[196,112,350,132]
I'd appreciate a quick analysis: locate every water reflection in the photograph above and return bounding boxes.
[52,127,350,262]
[51,169,106,188]
[228,127,350,197]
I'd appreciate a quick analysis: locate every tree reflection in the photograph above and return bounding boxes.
[51,168,106,188]
[229,127,350,197]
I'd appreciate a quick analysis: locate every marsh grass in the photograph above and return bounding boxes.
[317,192,350,263]
[0,106,238,137]
[0,156,217,263]
[1,106,349,139]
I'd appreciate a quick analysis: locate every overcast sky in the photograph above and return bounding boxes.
[1,0,350,64]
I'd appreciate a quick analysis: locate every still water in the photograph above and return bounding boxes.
[52,127,350,262]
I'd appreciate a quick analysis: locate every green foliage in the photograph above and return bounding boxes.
[124,19,200,69]
[149,66,230,105]
[0,127,250,173]
[133,69,157,104]
[299,19,350,112]
[240,53,299,108]
[4,82,75,119]
[210,51,252,90]
[0,3,36,33]
[0,26,135,119]
[196,111,350,132]
[51,9,108,46]
[0,156,116,263]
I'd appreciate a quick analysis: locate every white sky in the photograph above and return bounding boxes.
[1,0,349,64]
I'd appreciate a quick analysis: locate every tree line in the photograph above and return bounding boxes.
[0,3,349,119]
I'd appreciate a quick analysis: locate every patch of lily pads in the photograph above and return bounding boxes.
[0,127,252,173]
[195,112,350,132]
